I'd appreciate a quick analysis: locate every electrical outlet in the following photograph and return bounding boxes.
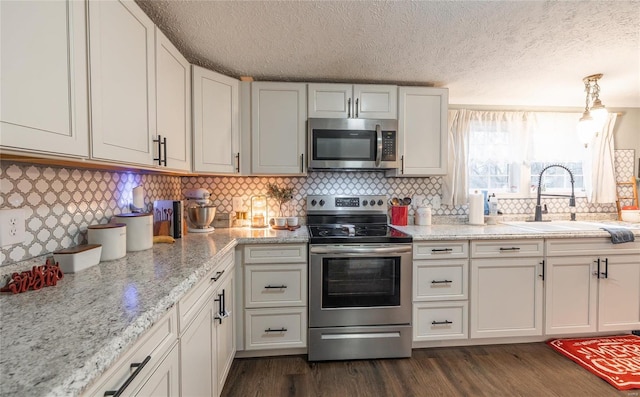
[0,208,26,247]
[431,195,441,210]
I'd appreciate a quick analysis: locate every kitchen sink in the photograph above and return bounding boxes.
[501,220,637,233]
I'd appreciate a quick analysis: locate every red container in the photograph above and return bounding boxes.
[390,205,408,226]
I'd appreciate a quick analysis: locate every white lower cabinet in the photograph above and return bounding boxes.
[178,250,235,397]
[82,308,178,397]
[470,240,544,339]
[413,241,469,344]
[545,238,640,335]
[238,244,308,354]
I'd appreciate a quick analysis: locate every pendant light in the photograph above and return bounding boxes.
[576,74,608,147]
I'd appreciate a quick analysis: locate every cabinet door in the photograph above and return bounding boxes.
[394,87,448,176]
[545,256,598,335]
[251,82,306,174]
[134,344,180,397]
[88,0,156,165]
[470,258,544,338]
[354,84,397,119]
[1,0,89,157]
[156,28,191,171]
[180,297,216,397]
[598,255,640,332]
[307,83,352,118]
[215,271,236,395]
[192,66,240,174]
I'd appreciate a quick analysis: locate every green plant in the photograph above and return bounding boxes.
[266,183,294,217]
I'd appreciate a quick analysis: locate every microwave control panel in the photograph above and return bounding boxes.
[382,131,396,161]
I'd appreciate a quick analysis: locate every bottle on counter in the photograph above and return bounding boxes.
[488,194,498,216]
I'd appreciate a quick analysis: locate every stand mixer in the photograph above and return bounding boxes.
[184,188,216,233]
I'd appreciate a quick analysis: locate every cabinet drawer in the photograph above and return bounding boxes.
[83,307,178,397]
[244,244,307,264]
[471,239,543,258]
[413,241,469,260]
[178,249,234,333]
[245,263,307,308]
[413,301,468,341]
[546,238,640,256]
[245,308,307,350]
[414,259,468,301]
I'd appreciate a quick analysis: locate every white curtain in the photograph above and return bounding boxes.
[442,110,470,206]
[584,113,617,203]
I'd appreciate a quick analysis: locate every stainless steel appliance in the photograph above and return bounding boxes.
[184,188,216,233]
[308,118,399,170]
[307,194,413,361]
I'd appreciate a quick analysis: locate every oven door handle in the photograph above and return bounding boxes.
[310,245,412,255]
[375,124,382,167]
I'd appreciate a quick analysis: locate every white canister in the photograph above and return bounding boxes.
[415,206,432,226]
[88,223,127,261]
[113,213,153,251]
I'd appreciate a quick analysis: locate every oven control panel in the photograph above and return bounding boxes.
[307,195,388,213]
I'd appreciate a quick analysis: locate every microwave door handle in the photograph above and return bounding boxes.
[375,124,382,167]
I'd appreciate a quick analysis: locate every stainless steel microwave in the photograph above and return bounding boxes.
[307,118,399,170]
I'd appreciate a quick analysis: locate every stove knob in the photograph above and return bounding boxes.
[370,199,376,206]
[377,199,384,206]
[362,200,368,206]
[319,199,325,206]
[310,199,317,206]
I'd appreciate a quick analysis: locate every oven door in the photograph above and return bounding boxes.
[309,244,412,327]
[308,118,398,170]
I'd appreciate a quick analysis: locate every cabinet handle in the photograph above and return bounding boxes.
[431,320,453,325]
[265,327,287,333]
[355,98,359,118]
[539,260,545,280]
[401,155,404,174]
[593,258,601,279]
[300,153,304,173]
[431,248,453,253]
[347,98,351,118]
[153,135,166,166]
[235,153,240,173]
[264,285,287,289]
[499,247,521,252]
[211,270,224,282]
[602,258,609,279]
[103,355,151,397]
[431,280,452,284]
[214,289,229,324]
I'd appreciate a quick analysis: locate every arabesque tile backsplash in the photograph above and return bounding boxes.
[0,149,634,266]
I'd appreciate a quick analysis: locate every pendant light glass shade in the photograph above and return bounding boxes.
[590,98,608,128]
[576,74,606,148]
[576,111,596,147]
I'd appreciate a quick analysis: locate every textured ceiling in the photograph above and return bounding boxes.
[136,0,640,108]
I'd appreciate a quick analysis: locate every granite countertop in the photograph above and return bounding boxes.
[1,221,639,396]
[0,227,308,397]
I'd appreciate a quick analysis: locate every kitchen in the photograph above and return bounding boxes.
[1,1,640,396]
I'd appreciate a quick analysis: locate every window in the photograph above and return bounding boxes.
[467,112,585,198]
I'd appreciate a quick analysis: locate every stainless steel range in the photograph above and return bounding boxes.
[306,194,413,361]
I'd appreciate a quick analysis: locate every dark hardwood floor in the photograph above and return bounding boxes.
[221,343,638,397]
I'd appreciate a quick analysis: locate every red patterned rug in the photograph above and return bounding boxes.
[547,335,640,390]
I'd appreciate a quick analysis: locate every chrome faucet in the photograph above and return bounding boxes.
[534,164,576,221]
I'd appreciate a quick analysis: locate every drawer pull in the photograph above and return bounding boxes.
[104,355,151,397]
[431,320,453,325]
[431,248,453,253]
[431,280,453,284]
[265,327,287,333]
[264,285,287,289]
[499,247,521,252]
[211,270,225,282]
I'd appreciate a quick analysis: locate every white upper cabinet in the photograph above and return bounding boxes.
[0,0,89,157]
[88,0,156,166]
[251,82,307,175]
[308,84,397,119]
[155,27,191,172]
[192,66,240,174]
[389,87,448,176]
